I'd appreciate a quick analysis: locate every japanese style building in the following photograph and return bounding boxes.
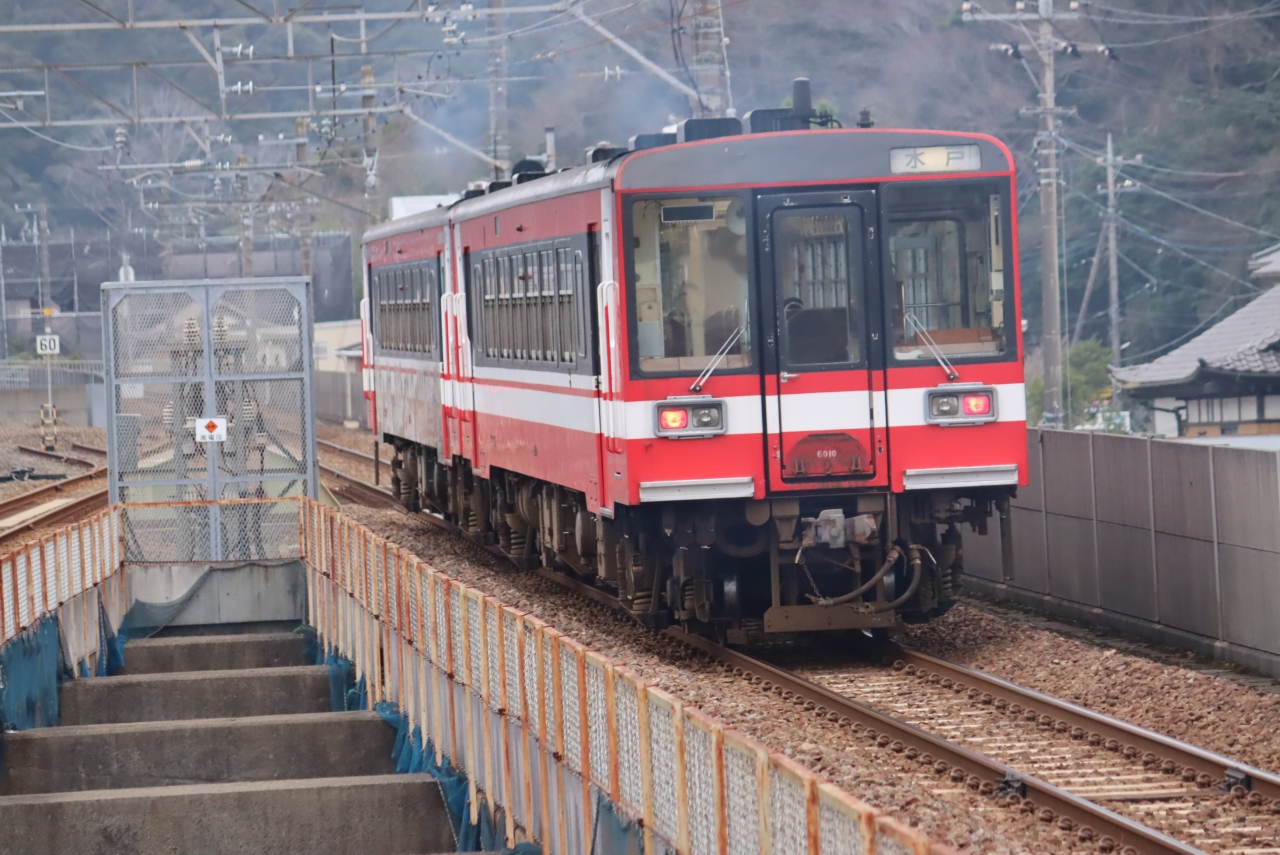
[1113,246,1280,438]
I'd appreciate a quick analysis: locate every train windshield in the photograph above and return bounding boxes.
[629,196,752,373]
[884,182,1009,362]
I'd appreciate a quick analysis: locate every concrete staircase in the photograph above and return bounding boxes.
[0,630,456,855]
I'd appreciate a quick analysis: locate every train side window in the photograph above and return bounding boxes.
[390,269,401,350]
[409,267,421,352]
[575,251,587,362]
[558,248,576,364]
[542,248,558,363]
[513,253,527,359]
[499,255,512,358]
[524,251,539,361]
[427,258,437,355]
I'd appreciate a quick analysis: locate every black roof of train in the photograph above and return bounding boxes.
[364,128,1013,245]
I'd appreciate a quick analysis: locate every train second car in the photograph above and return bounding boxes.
[362,120,1027,642]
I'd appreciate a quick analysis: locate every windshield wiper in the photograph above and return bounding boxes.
[905,312,960,381]
[690,324,746,393]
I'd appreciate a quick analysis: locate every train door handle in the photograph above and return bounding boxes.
[780,372,800,383]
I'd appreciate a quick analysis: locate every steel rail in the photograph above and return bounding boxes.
[317,438,378,463]
[318,463,396,509]
[891,645,1280,803]
[323,467,1205,855]
[0,467,106,519]
[0,485,110,550]
[17,445,99,468]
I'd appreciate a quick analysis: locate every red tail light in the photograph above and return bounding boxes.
[961,394,992,416]
[658,408,689,430]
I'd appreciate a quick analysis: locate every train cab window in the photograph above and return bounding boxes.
[885,183,1008,361]
[630,196,752,373]
[775,210,862,366]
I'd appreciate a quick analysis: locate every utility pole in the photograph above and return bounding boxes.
[1098,132,1141,366]
[689,0,733,117]
[37,203,56,451]
[1105,133,1120,365]
[488,0,510,179]
[963,0,1081,428]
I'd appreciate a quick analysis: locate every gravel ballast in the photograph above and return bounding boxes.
[0,422,104,504]
[904,604,1280,775]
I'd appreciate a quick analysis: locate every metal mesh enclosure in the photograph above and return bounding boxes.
[103,277,315,561]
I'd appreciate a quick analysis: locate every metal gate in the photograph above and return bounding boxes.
[102,277,316,561]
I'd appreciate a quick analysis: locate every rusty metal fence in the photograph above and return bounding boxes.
[0,507,122,645]
[2,496,956,854]
[965,429,1280,676]
[300,499,951,855]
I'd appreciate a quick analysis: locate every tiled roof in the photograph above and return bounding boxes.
[1111,285,1280,387]
[1249,243,1280,282]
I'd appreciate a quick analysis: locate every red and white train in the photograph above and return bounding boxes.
[361,111,1027,640]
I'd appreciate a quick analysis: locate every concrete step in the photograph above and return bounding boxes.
[118,632,309,674]
[60,666,330,725]
[0,774,454,855]
[0,712,395,795]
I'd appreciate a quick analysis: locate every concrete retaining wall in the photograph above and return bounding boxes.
[124,561,306,627]
[966,429,1280,677]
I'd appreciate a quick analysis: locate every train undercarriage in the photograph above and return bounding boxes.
[388,439,1013,642]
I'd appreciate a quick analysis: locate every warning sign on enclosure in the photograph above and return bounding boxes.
[196,417,227,443]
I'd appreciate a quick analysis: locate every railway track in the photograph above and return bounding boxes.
[0,468,110,551]
[780,651,1280,855]
[320,465,1279,855]
[16,445,99,468]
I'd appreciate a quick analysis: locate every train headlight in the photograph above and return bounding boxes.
[655,398,727,438]
[691,406,721,428]
[925,386,998,425]
[930,395,960,418]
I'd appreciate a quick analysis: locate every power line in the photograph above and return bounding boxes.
[1117,169,1280,241]
[1119,292,1250,362]
[0,105,113,151]
[1117,216,1261,292]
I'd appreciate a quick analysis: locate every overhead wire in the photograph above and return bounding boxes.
[0,105,114,152]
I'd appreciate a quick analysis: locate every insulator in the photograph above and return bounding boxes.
[241,399,257,422]
[214,315,229,343]
[162,401,174,426]
[183,317,200,345]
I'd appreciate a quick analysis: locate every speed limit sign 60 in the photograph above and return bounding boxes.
[36,334,60,356]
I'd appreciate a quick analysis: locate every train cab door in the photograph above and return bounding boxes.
[759,190,888,490]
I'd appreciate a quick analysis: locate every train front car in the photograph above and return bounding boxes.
[607,129,1027,641]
